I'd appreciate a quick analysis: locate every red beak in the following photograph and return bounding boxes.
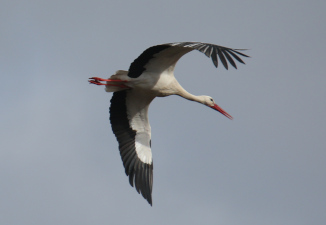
[211,104,233,120]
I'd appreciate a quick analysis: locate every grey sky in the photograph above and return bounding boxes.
[1,0,326,224]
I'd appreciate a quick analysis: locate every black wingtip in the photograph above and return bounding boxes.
[233,49,251,58]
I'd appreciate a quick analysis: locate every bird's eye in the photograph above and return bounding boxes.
[210,98,213,102]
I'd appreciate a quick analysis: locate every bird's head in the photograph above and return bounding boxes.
[201,96,233,120]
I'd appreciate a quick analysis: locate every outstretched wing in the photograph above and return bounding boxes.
[109,90,155,205]
[128,42,249,78]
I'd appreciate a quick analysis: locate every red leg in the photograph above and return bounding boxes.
[88,77,128,85]
[88,80,106,85]
[89,77,128,82]
[88,78,129,88]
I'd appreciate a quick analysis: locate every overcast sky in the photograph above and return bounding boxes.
[1,0,326,224]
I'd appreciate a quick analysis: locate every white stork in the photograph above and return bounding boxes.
[89,42,249,205]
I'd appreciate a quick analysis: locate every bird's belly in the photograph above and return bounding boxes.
[132,72,176,97]
[151,79,176,97]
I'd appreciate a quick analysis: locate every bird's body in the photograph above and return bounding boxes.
[89,42,249,205]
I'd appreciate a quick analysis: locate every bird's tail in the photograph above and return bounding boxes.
[105,70,130,92]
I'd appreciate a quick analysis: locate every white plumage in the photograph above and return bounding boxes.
[89,42,249,205]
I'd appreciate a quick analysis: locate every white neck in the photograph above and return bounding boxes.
[172,80,205,105]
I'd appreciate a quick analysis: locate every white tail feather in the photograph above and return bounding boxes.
[105,70,130,92]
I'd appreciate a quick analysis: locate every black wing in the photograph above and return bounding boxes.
[110,90,154,206]
[128,42,249,78]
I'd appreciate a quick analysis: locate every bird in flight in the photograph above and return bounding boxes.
[89,42,249,205]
